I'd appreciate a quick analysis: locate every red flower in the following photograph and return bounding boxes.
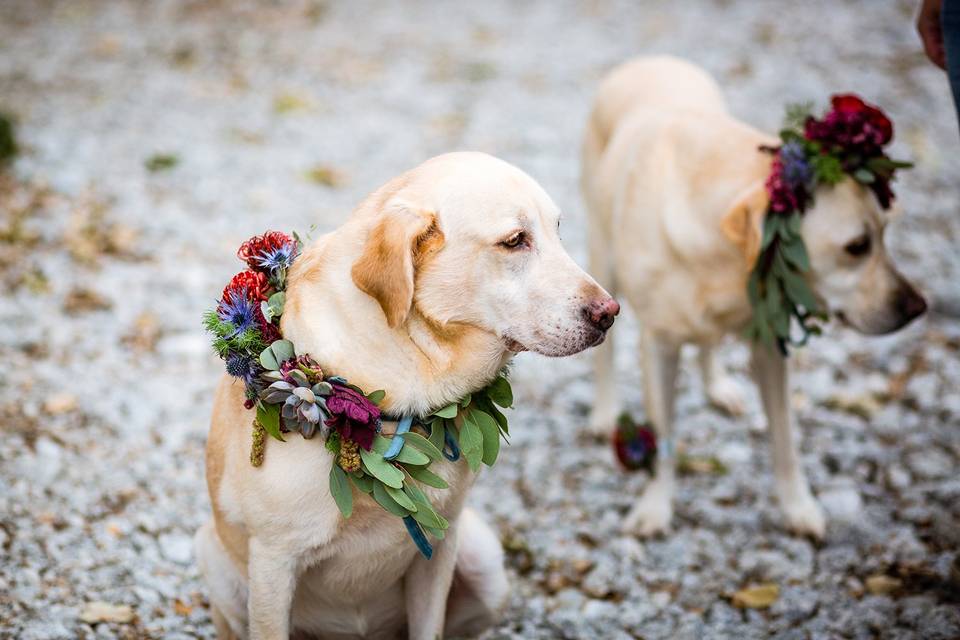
[255,304,281,344]
[765,157,808,215]
[804,93,893,156]
[222,270,271,303]
[237,231,295,271]
[324,384,381,451]
[613,414,657,472]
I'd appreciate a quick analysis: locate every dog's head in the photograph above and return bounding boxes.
[351,152,619,356]
[802,179,926,334]
[723,177,926,335]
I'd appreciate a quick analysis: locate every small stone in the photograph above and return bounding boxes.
[905,449,954,480]
[818,479,863,522]
[79,602,135,624]
[159,533,193,565]
[43,392,78,415]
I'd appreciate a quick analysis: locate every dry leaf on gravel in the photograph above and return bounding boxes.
[79,601,135,624]
[305,164,345,188]
[732,583,780,609]
[43,392,78,415]
[63,287,112,314]
[865,574,902,595]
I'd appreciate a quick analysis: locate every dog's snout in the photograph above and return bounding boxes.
[584,297,620,331]
[898,285,927,322]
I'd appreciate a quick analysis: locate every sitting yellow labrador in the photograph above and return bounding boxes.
[195,152,619,639]
[582,56,925,538]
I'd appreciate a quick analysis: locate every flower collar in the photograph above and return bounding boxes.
[204,231,513,559]
[745,95,912,353]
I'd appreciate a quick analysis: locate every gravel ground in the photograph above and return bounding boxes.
[1,1,959,638]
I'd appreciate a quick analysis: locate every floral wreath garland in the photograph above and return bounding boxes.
[203,231,513,559]
[744,94,913,354]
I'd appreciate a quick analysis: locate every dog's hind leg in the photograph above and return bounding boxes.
[622,329,680,537]
[697,342,746,416]
[750,344,826,539]
[444,508,509,638]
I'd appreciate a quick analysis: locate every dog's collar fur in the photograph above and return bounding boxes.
[745,95,912,354]
[205,231,513,559]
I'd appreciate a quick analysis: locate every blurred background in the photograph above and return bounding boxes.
[1,1,958,638]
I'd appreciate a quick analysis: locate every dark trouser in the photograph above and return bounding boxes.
[944,0,960,128]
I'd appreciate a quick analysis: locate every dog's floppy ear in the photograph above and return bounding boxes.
[351,202,443,328]
[720,181,768,269]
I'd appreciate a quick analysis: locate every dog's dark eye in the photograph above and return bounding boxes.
[844,235,871,257]
[500,231,527,249]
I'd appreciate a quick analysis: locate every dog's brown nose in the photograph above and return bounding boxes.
[899,286,927,321]
[584,297,620,331]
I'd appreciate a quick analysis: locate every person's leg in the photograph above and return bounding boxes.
[942,0,960,126]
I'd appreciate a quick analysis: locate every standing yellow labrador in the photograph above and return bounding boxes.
[196,152,619,639]
[582,56,925,538]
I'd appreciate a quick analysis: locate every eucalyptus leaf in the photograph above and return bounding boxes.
[386,485,418,512]
[459,414,483,472]
[434,403,458,419]
[853,168,875,184]
[372,480,411,516]
[428,421,445,452]
[410,500,449,531]
[329,465,353,518]
[349,473,374,494]
[359,449,404,488]
[393,445,430,466]
[486,376,513,408]
[781,238,810,271]
[407,465,449,489]
[366,389,386,405]
[256,402,284,442]
[401,432,443,461]
[472,409,501,466]
[267,291,285,316]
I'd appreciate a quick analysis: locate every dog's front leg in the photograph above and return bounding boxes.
[405,517,461,640]
[623,329,680,537]
[750,344,826,538]
[246,536,298,640]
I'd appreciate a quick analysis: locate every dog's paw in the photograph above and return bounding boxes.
[622,487,673,537]
[781,493,827,539]
[706,376,747,416]
[587,404,620,439]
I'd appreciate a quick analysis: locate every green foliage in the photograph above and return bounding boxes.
[256,402,284,442]
[329,464,352,518]
[783,101,814,131]
[810,153,844,185]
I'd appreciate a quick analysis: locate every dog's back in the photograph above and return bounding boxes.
[582,56,727,179]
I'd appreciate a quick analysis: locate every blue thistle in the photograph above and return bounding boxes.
[225,352,258,385]
[779,141,814,190]
[255,242,298,287]
[217,289,257,338]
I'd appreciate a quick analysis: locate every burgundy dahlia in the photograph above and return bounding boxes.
[324,384,381,451]
[765,156,807,215]
[222,270,271,303]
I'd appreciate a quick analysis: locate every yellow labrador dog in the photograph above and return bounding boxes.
[196,152,619,639]
[582,56,925,538]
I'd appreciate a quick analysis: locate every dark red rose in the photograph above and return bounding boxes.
[804,93,893,156]
[324,383,381,451]
[222,270,271,303]
[237,231,295,271]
